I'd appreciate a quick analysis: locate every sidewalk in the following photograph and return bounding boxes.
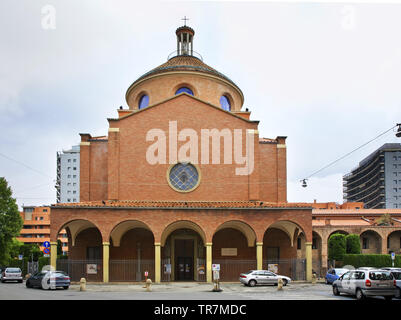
[69,281,321,293]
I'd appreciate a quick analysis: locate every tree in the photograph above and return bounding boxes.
[377,213,392,226]
[328,233,347,262]
[0,177,24,265]
[346,234,361,254]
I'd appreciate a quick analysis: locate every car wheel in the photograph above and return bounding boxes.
[396,288,401,299]
[63,286,69,290]
[282,279,288,286]
[248,280,257,287]
[325,278,329,284]
[26,280,32,288]
[384,296,393,301]
[333,285,340,296]
[356,289,365,301]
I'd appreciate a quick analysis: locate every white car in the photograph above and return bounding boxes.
[239,270,292,287]
[1,267,23,283]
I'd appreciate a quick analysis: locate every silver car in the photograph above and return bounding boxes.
[1,267,23,283]
[332,269,397,300]
[385,270,401,299]
[239,270,291,287]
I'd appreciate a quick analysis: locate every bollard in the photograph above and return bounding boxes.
[145,278,152,292]
[277,277,283,290]
[312,273,317,284]
[80,278,86,291]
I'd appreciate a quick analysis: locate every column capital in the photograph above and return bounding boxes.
[102,242,110,246]
[154,242,161,246]
[256,242,263,246]
[305,242,313,246]
[50,241,58,246]
[205,242,213,246]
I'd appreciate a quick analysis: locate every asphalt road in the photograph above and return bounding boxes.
[0,281,387,300]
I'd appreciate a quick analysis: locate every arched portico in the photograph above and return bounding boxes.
[159,220,208,282]
[108,220,155,281]
[212,221,257,281]
[263,220,312,281]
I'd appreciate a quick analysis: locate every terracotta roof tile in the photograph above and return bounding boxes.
[52,200,311,210]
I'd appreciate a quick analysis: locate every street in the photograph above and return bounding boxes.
[0,281,395,300]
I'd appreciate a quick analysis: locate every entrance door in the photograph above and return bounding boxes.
[175,239,194,281]
[176,257,193,281]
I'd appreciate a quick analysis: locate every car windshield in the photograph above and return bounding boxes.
[242,271,253,275]
[6,268,21,273]
[369,271,393,280]
[392,272,401,280]
[335,269,348,275]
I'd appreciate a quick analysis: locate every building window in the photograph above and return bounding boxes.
[168,163,199,192]
[175,87,194,96]
[138,94,149,109]
[312,238,318,249]
[87,247,101,260]
[362,238,369,249]
[219,95,231,111]
[297,238,302,250]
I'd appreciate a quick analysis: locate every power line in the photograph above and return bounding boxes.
[300,123,401,187]
[0,152,54,180]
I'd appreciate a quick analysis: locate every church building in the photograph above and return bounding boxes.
[49,24,313,283]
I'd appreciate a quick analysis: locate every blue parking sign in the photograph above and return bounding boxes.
[43,241,50,248]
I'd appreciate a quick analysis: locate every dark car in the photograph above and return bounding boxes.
[26,270,70,290]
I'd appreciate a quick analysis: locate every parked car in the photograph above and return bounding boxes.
[26,270,70,290]
[357,267,377,270]
[325,268,349,284]
[239,270,291,287]
[381,267,401,272]
[1,267,23,283]
[332,269,397,300]
[384,269,401,299]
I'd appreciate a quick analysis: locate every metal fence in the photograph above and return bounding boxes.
[57,259,103,282]
[109,260,154,282]
[263,259,306,281]
[212,259,257,282]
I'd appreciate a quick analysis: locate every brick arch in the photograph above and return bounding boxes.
[54,219,103,246]
[213,220,257,247]
[108,220,154,247]
[160,220,207,246]
[327,229,350,242]
[263,219,311,244]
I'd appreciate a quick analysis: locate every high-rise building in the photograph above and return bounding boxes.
[56,145,80,203]
[343,143,401,209]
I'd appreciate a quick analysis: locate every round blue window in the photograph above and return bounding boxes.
[175,87,194,96]
[169,163,199,192]
[220,95,231,111]
[138,94,149,109]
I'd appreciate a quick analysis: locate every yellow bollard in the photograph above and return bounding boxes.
[277,277,283,290]
[312,273,317,284]
[145,278,152,292]
[80,278,86,291]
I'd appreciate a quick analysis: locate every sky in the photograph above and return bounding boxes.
[1,0,401,209]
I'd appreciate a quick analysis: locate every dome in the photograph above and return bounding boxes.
[125,25,244,111]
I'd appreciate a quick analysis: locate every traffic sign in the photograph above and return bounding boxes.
[43,248,50,254]
[212,264,220,271]
[391,252,395,260]
[43,241,50,248]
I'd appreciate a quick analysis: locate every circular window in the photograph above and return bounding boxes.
[138,94,149,109]
[168,163,200,192]
[220,95,231,111]
[175,87,194,96]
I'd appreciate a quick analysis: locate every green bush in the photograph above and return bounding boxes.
[343,254,401,268]
[345,234,361,254]
[328,233,347,261]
